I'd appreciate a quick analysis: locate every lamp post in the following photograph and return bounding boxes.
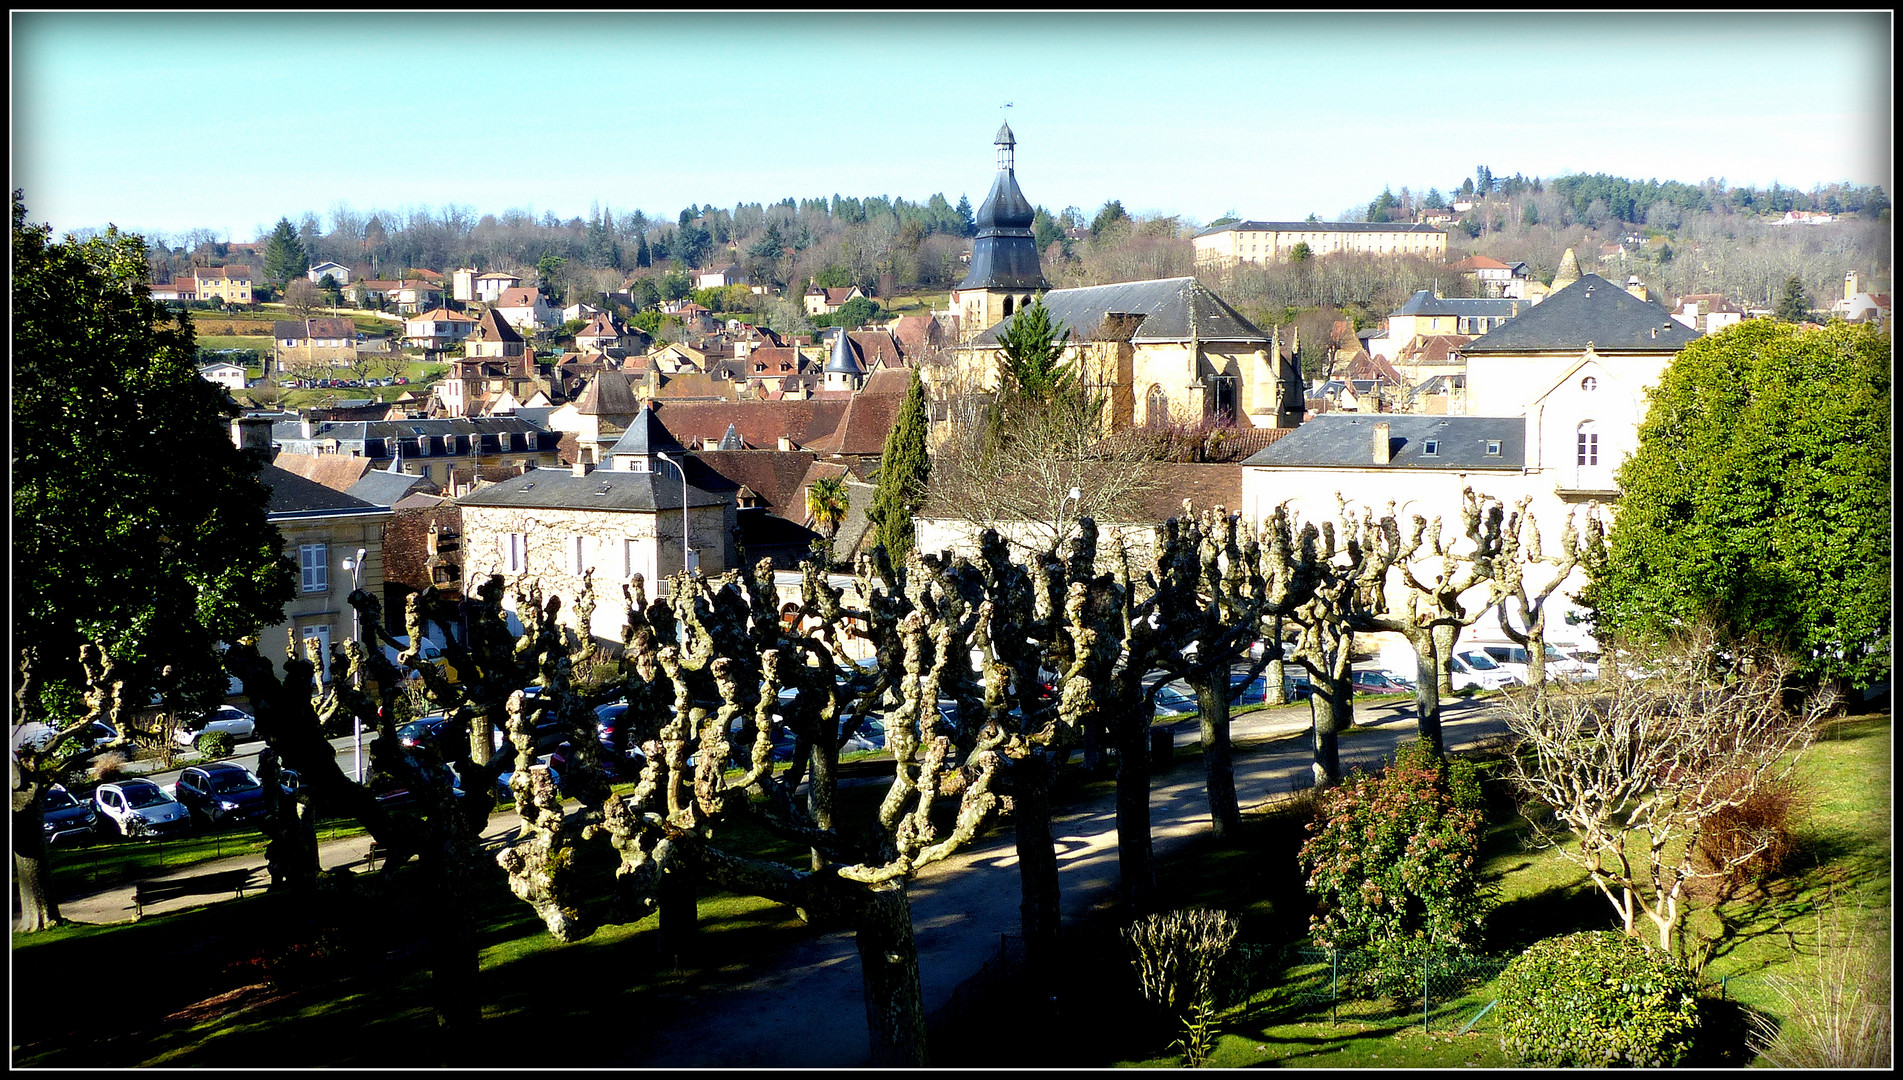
[1054,484,1083,553]
[341,547,367,782]
[654,451,690,590]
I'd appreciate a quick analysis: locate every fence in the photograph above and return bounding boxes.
[1245,943,1513,1034]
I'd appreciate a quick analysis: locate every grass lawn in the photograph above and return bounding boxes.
[1091,710,1891,1068]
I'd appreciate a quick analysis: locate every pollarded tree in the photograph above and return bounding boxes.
[1494,499,1607,690]
[1588,319,1890,690]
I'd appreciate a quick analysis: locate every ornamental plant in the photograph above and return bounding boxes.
[1298,738,1490,998]
[1497,930,1704,1067]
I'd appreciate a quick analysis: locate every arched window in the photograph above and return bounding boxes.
[1146,384,1170,425]
[1580,375,1598,391]
[1576,421,1600,466]
[1001,296,1014,317]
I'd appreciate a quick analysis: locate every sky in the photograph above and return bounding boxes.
[11,11,1893,242]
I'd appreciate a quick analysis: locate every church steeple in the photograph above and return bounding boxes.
[952,122,1048,337]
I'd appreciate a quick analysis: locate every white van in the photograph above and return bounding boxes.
[1449,650,1520,691]
[1474,643,1598,683]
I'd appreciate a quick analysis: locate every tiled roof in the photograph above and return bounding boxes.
[846,330,905,369]
[804,391,905,456]
[604,404,687,457]
[471,307,522,343]
[1396,334,1474,366]
[270,451,372,492]
[1241,414,1525,470]
[272,317,356,341]
[497,287,544,307]
[647,399,850,450]
[694,449,819,512]
[407,307,474,324]
[1463,275,1701,353]
[458,459,736,513]
[972,277,1267,347]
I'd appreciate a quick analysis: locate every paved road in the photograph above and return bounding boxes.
[32,693,1511,1067]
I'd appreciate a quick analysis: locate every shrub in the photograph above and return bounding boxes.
[1123,908,1241,1066]
[1497,930,1704,1067]
[196,730,236,759]
[1299,738,1490,998]
[1693,770,1806,896]
[1747,900,1892,1068]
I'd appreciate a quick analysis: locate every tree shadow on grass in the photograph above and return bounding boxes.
[1484,882,1614,953]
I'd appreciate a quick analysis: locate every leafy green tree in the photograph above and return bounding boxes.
[1588,320,1890,687]
[262,216,309,284]
[1289,241,1313,262]
[1032,206,1064,251]
[868,368,930,565]
[659,269,691,303]
[13,194,297,925]
[1776,275,1810,322]
[832,294,880,330]
[805,474,850,565]
[995,296,1076,407]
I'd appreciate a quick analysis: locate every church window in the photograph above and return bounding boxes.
[1576,422,1599,466]
[1146,384,1170,424]
[1002,296,1014,317]
[1580,375,1598,391]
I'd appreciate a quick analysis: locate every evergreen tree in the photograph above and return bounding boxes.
[1776,275,1810,322]
[635,230,651,268]
[996,297,1075,406]
[955,193,976,236]
[262,216,310,284]
[869,368,931,565]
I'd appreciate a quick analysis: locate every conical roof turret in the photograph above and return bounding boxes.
[1552,247,1581,291]
[824,329,864,375]
[994,120,1016,148]
[605,402,686,458]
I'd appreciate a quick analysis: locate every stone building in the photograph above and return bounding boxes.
[948,122,1049,337]
[456,404,739,645]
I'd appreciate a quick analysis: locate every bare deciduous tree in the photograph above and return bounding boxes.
[1503,629,1836,960]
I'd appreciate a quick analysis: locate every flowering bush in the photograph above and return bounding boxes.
[1298,738,1491,998]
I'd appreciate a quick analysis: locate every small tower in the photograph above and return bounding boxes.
[822,329,865,392]
[605,402,688,473]
[950,121,1049,337]
[1551,247,1582,292]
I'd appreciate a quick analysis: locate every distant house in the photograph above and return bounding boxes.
[274,316,360,368]
[196,266,254,304]
[1669,294,1746,335]
[1192,221,1447,267]
[150,278,198,302]
[574,311,637,355]
[391,280,445,316]
[307,261,352,286]
[197,360,247,390]
[1449,255,1532,298]
[464,307,526,360]
[803,285,864,317]
[403,307,478,350]
[1378,291,1525,362]
[1830,271,1892,326]
[475,272,522,305]
[695,264,748,290]
[494,286,559,331]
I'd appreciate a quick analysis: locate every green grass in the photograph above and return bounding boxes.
[44,818,373,894]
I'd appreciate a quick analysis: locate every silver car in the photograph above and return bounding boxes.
[174,705,257,748]
[92,778,192,838]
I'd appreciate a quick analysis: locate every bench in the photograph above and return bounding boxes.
[131,866,258,919]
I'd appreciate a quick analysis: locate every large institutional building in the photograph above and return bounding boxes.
[1192,220,1447,266]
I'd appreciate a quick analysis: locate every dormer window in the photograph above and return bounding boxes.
[1422,440,1438,457]
[1485,440,1502,456]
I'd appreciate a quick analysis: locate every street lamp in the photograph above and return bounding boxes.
[1054,484,1083,552]
[654,451,690,591]
[341,547,367,782]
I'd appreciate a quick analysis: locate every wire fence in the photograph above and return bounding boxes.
[1236,943,1514,1034]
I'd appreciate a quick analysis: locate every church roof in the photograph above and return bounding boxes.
[1463,275,1701,354]
[824,328,865,374]
[958,126,1046,291]
[994,120,1015,147]
[604,403,688,457]
[971,277,1268,346]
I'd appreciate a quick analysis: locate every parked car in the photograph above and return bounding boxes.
[1154,685,1198,717]
[174,705,257,748]
[1350,670,1416,696]
[92,778,192,838]
[1476,644,1597,683]
[1450,650,1521,692]
[40,783,98,845]
[172,762,267,826]
[397,716,449,751]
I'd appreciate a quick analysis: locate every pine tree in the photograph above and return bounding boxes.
[262,216,310,284]
[869,368,931,565]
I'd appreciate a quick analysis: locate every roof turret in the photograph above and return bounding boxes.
[605,402,687,458]
[824,329,865,375]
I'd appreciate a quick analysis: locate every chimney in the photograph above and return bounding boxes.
[1372,421,1391,465]
[777,436,793,452]
[572,460,592,477]
[1625,275,1647,301]
[230,415,273,453]
[299,417,315,440]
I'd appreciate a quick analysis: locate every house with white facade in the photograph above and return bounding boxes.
[307,261,353,285]
[494,286,560,331]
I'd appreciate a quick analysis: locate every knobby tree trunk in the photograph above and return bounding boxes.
[12,790,59,931]
[852,881,929,1067]
[656,845,701,967]
[1189,675,1242,837]
[1307,675,1351,788]
[1407,628,1445,756]
[1010,754,1061,1003]
[1113,704,1155,906]
[1432,622,1459,698]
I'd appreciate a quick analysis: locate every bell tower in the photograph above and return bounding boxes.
[950,121,1049,338]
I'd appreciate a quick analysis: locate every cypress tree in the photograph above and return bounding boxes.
[869,367,931,564]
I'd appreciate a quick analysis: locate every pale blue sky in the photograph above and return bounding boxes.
[11,12,1893,241]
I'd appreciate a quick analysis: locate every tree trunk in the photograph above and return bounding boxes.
[1308,676,1350,788]
[853,881,929,1067]
[1432,622,1458,697]
[12,796,59,931]
[1408,628,1444,756]
[1189,675,1242,838]
[1263,654,1288,706]
[808,735,836,873]
[427,882,483,1053]
[657,847,700,967]
[1113,704,1155,904]
[1011,754,1061,1008]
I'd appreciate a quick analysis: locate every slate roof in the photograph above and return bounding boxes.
[1241,415,1525,470]
[1390,291,1525,318]
[457,458,737,513]
[273,317,356,340]
[604,404,688,457]
[1462,275,1701,353]
[470,307,523,343]
[971,277,1268,347]
[824,328,864,374]
[347,469,437,506]
[260,464,390,518]
[575,371,643,416]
